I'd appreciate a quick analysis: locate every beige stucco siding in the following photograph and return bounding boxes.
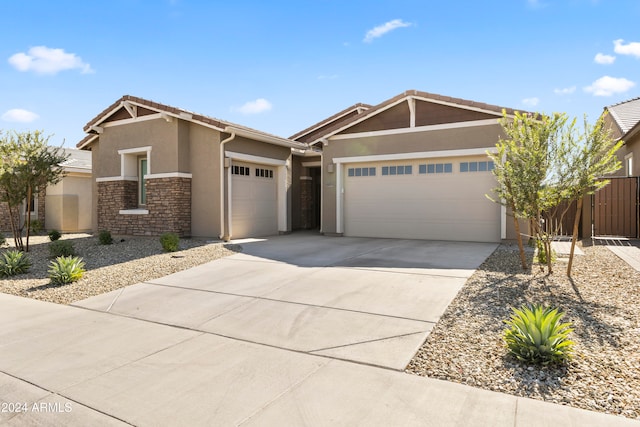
[95,118,181,177]
[190,124,221,237]
[45,174,92,232]
[226,136,292,161]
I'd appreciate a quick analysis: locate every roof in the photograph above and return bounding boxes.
[59,148,91,172]
[304,89,521,145]
[290,103,371,142]
[78,95,306,150]
[605,97,640,136]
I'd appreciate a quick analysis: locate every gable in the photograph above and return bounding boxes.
[103,105,157,124]
[295,109,363,143]
[340,102,410,134]
[337,98,497,135]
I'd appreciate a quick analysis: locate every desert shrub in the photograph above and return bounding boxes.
[535,240,556,264]
[29,219,44,235]
[48,229,62,241]
[0,250,32,277]
[98,230,113,245]
[504,304,574,365]
[159,232,179,252]
[48,256,85,285]
[49,240,75,258]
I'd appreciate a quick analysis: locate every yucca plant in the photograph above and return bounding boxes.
[504,303,574,365]
[0,250,32,277]
[48,256,86,285]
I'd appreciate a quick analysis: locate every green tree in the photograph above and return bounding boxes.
[0,130,68,251]
[563,114,622,276]
[488,111,567,271]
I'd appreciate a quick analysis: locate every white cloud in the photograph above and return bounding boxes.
[363,19,412,43]
[526,0,546,9]
[8,46,94,75]
[1,108,39,123]
[554,86,576,95]
[234,98,272,114]
[594,53,615,64]
[522,97,539,107]
[584,76,636,96]
[614,39,640,58]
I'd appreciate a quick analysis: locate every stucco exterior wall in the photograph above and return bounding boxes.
[45,173,92,232]
[189,123,221,237]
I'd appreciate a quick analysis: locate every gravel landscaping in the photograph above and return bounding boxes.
[0,233,239,304]
[406,242,640,420]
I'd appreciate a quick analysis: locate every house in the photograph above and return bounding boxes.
[77,95,308,239]
[604,97,640,177]
[78,91,524,242]
[0,148,92,234]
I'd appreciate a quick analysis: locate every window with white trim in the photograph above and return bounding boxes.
[460,161,494,172]
[625,153,633,177]
[419,163,452,174]
[381,165,412,176]
[138,157,147,205]
[347,167,376,177]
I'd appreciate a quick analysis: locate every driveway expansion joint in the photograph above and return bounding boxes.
[308,330,429,354]
[142,280,437,324]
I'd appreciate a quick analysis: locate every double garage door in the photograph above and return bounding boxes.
[343,156,500,242]
[231,161,278,238]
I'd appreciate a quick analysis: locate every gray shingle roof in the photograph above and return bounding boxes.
[606,97,640,134]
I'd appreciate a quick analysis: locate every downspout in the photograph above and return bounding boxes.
[219,132,236,240]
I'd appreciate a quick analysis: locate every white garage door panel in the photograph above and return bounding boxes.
[232,162,278,238]
[344,157,500,242]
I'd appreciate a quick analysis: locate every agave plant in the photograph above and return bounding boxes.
[504,303,574,365]
[48,256,86,285]
[0,250,32,277]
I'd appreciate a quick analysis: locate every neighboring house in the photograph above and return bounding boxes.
[0,148,92,234]
[45,148,93,233]
[78,91,525,242]
[604,97,640,177]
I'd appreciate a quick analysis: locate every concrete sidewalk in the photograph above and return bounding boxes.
[1,294,637,426]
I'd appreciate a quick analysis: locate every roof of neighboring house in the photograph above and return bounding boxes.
[606,97,640,136]
[290,103,372,142]
[77,95,306,150]
[303,89,521,145]
[59,148,92,173]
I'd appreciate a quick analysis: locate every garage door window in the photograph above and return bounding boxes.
[381,165,412,176]
[232,166,250,176]
[460,161,494,173]
[348,167,376,177]
[419,163,452,174]
[255,168,274,178]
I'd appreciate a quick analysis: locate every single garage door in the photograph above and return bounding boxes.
[343,156,500,242]
[231,161,278,238]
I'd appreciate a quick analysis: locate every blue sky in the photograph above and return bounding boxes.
[1,0,640,147]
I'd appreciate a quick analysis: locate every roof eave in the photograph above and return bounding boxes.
[224,126,308,150]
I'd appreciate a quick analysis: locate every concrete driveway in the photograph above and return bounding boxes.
[74,234,496,370]
[2,234,636,426]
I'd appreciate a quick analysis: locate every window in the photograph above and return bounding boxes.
[626,154,633,177]
[460,161,494,173]
[348,167,376,177]
[381,165,411,176]
[420,163,452,174]
[231,166,250,176]
[139,157,147,205]
[255,167,274,179]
